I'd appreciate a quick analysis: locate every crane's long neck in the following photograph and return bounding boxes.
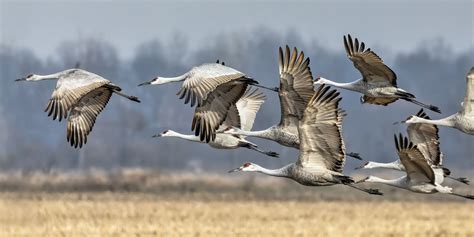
[159,73,188,84]
[35,73,61,81]
[365,160,403,171]
[229,127,274,140]
[254,164,291,178]
[318,78,361,91]
[366,176,406,188]
[165,131,201,143]
[411,115,456,128]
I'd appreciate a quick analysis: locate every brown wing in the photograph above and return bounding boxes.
[395,134,435,184]
[45,69,109,121]
[297,85,346,173]
[192,82,247,142]
[177,63,246,107]
[344,34,397,87]
[67,87,112,148]
[278,46,314,127]
[407,109,442,166]
[362,95,398,106]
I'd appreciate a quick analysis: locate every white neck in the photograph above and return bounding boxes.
[35,73,61,81]
[365,160,403,171]
[165,131,201,143]
[318,78,361,91]
[254,164,290,178]
[366,176,406,188]
[411,115,456,128]
[229,127,274,140]
[157,73,188,84]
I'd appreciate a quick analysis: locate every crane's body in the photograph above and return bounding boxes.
[404,67,474,135]
[315,34,440,113]
[358,134,473,199]
[15,68,140,148]
[229,85,382,195]
[154,88,279,157]
[139,62,267,142]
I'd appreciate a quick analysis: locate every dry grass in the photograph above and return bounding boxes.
[0,170,473,236]
[0,192,473,237]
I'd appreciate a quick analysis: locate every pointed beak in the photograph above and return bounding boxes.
[228,167,242,173]
[138,81,152,87]
[393,120,406,125]
[354,162,369,170]
[15,78,26,82]
[138,78,156,87]
[355,177,369,184]
[152,134,162,138]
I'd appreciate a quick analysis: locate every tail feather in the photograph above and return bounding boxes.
[400,97,441,114]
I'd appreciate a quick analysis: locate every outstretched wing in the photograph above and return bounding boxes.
[344,34,397,87]
[278,46,314,127]
[45,69,109,121]
[296,85,346,173]
[192,83,248,142]
[460,67,474,116]
[222,88,266,131]
[395,134,435,184]
[177,63,246,107]
[407,109,442,166]
[67,87,113,148]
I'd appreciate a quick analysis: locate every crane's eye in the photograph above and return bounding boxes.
[27,74,33,78]
[243,163,251,167]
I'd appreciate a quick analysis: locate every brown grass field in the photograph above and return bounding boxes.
[0,170,473,237]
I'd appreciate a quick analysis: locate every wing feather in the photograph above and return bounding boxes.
[45,69,109,122]
[407,109,442,166]
[192,83,248,142]
[278,46,314,127]
[179,63,246,107]
[67,87,112,148]
[344,34,397,87]
[395,134,435,184]
[461,67,474,115]
[296,85,346,173]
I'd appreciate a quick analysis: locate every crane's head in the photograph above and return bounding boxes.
[401,115,421,124]
[152,129,176,138]
[138,76,165,86]
[354,161,371,170]
[228,162,258,173]
[15,74,38,82]
[313,76,328,85]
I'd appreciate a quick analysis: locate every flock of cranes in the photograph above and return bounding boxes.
[15,34,474,199]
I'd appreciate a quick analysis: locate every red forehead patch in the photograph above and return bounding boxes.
[243,163,252,167]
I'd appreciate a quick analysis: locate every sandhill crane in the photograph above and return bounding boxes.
[403,67,474,135]
[222,46,362,160]
[15,69,140,148]
[154,88,278,157]
[357,134,473,200]
[357,109,469,184]
[229,85,382,195]
[314,34,441,113]
[138,62,276,142]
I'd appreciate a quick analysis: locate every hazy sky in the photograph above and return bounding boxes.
[1,0,473,59]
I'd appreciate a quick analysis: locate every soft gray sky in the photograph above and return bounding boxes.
[1,0,473,59]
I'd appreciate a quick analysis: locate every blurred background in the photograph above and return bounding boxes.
[0,0,473,176]
[1,1,474,236]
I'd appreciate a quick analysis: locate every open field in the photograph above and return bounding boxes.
[0,170,473,237]
[0,192,473,237]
